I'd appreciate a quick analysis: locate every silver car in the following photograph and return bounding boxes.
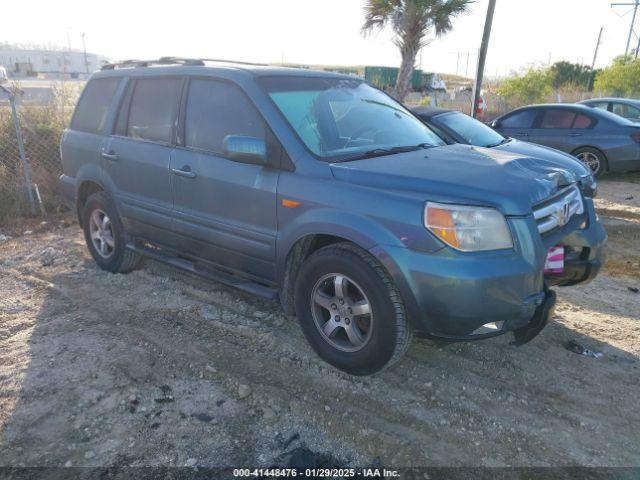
[580,97,640,123]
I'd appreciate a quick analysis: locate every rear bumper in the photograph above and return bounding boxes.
[371,198,606,340]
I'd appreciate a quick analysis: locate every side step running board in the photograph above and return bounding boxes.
[126,242,279,301]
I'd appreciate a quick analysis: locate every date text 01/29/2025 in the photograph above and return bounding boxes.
[232,468,400,477]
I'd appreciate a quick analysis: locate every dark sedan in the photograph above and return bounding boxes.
[580,97,640,122]
[490,104,640,176]
[412,106,595,186]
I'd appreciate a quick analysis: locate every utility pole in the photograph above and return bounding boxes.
[612,0,640,55]
[450,51,476,77]
[589,27,603,90]
[472,0,496,118]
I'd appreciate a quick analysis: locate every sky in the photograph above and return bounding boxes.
[3,0,639,77]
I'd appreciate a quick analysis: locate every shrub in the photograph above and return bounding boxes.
[594,56,640,97]
[497,67,553,106]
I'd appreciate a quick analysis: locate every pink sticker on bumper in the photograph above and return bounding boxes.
[544,246,565,274]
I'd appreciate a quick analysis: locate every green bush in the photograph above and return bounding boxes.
[550,61,594,90]
[594,56,640,97]
[497,67,553,106]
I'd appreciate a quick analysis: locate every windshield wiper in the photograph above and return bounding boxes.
[334,143,433,163]
[361,98,409,115]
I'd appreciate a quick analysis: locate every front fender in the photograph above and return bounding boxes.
[277,207,406,273]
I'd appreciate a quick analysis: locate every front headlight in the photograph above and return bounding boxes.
[424,202,513,252]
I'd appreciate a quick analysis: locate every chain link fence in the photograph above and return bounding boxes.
[411,90,599,121]
[0,81,83,225]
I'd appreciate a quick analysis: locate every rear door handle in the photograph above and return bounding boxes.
[171,166,197,179]
[101,150,119,161]
[568,133,582,137]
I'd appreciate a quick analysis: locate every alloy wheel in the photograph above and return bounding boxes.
[576,151,601,174]
[310,273,373,352]
[89,209,115,259]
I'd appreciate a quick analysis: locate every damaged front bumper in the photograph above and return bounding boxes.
[372,197,606,342]
[512,287,556,345]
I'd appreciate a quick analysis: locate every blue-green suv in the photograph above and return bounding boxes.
[59,58,606,375]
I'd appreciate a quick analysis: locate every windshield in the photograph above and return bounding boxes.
[436,111,505,147]
[260,76,444,161]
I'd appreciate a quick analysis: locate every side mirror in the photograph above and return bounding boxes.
[223,135,268,166]
[489,119,501,129]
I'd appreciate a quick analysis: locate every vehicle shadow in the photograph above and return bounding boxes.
[1,256,639,469]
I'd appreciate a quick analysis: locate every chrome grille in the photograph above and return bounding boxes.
[533,186,584,235]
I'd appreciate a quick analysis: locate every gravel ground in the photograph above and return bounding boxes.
[0,176,638,469]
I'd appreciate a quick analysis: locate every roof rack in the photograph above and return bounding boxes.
[101,56,267,70]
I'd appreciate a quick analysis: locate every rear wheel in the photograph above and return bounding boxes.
[574,147,607,177]
[294,243,412,375]
[82,192,141,273]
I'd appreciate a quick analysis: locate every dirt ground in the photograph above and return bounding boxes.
[0,176,639,469]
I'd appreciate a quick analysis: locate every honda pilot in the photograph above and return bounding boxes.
[59,58,606,375]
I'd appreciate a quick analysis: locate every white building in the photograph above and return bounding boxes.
[0,47,109,77]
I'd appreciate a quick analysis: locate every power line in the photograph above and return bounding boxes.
[612,0,640,55]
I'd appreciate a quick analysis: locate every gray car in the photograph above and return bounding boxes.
[580,97,640,122]
[491,103,640,177]
[59,58,606,375]
[413,106,598,185]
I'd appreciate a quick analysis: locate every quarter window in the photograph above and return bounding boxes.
[572,114,594,129]
[185,79,265,154]
[126,78,181,143]
[70,77,121,134]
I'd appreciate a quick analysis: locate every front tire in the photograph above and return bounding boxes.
[573,147,607,177]
[294,243,412,375]
[81,191,141,273]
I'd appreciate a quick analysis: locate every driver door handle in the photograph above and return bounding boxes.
[101,150,119,161]
[171,165,197,179]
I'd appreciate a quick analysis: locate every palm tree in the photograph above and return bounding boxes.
[362,0,473,102]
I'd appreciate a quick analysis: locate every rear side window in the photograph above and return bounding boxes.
[612,102,640,119]
[589,102,609,111]
[540,109,575,128]
[126,78,181,143]
[540,109,595,129]
[185,79,265,154]
[500,109,538,128]
[70,78,121,134]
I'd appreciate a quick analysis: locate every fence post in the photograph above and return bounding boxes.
[2,86,37,215]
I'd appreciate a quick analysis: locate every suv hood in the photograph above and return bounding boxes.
[330,144,584,216]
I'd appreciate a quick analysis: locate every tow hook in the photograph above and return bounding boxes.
[512,288,557,346]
